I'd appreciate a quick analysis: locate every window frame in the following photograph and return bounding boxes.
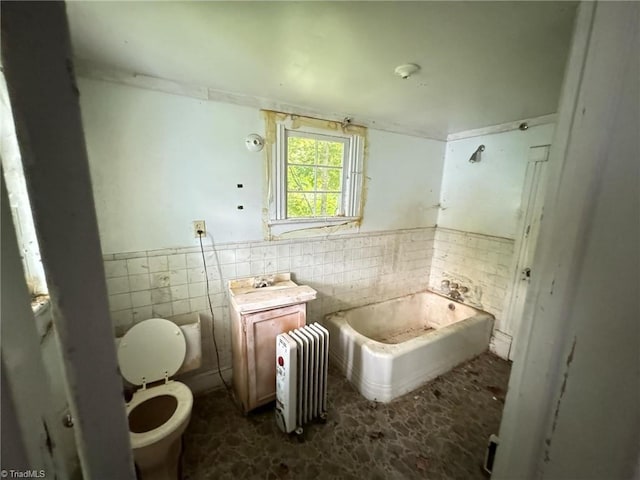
[271,121,364,226]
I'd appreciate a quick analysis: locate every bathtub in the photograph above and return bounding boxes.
[323,291,494,402]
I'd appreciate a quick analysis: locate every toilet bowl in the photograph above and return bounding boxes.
[118,318,195,480]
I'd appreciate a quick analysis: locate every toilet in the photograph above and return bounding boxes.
[117,318,196,480]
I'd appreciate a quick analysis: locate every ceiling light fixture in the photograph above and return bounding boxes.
[394,63,421,79]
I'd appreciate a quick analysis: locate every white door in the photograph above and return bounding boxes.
[503,145,550,361]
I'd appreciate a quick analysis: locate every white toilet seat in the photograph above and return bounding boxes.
[127,381,193,449]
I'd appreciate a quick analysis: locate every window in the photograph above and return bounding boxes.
[271,116,364,225]
[285,132,346,218]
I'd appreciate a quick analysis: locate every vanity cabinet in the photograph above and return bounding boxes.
[229,274,316,413]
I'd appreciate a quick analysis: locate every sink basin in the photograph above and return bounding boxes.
[228,273,317,313]
[228,273,298,296]
[230,281,298,296]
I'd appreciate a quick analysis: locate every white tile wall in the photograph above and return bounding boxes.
[428,228,515,328]
[104,226,519,365]
[103,227,436,369]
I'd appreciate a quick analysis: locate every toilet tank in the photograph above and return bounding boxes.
[166,312,202,375]
[115,312,202,377]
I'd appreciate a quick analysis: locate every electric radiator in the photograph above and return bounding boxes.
[275,323,329,434]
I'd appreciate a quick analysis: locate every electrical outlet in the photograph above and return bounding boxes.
[193,220,206,238]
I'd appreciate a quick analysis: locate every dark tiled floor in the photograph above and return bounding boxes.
[183,352,511,480]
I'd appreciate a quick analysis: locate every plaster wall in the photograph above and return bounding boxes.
[79,78,264,252]
[79,78,445,254]
[439,124,556,239]
[362,129,443,230]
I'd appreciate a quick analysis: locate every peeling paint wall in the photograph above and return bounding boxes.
[35,306,81,478]
[539,21,639,476]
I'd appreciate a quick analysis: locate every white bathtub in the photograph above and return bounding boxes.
[323,291,494,402]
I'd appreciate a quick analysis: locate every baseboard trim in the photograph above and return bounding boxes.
[489,330,512,360]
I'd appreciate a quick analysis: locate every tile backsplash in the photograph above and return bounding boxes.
[428,228,515,330]
[104,227,435,366]
[104,226,516,372]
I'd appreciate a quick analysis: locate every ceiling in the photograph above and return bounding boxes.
[65,1,578,139]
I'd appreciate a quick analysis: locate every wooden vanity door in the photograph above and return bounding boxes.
[245,303,306,410]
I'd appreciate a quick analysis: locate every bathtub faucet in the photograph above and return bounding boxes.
[449,289,462,301]
[441,280,468,302]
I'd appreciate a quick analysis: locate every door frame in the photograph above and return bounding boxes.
[501,144,551,360]
[2,4,136,478]
[494,2,638,476]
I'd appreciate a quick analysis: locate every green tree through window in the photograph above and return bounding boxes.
[286,135,345,218]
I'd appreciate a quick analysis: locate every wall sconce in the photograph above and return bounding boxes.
[469,145,485,163]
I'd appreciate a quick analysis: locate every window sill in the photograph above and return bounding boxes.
[268,216,360,226]
[267,217,360,239]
